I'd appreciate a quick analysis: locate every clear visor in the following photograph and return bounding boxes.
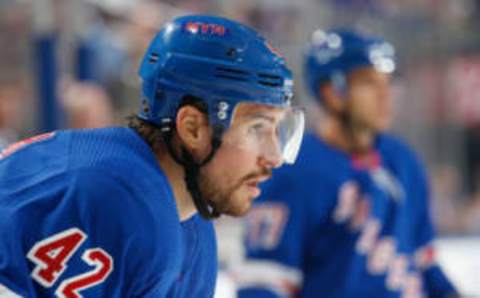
[222,104,305,165]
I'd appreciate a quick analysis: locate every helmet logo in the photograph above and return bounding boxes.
[184,21,227,37]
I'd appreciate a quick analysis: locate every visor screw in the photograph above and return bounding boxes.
[218,101,229,110]
[218,111,227,120]
[217,101,229,120]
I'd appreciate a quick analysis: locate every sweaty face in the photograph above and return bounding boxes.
[198,103,286,217]
[345,67,392,132]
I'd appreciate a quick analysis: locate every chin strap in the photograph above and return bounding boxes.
[161,122,223,220]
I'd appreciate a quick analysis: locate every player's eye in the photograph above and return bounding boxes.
[247,121,270,136]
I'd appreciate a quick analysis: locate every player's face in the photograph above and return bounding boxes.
[345,67,392,132]
[199,103,286,217]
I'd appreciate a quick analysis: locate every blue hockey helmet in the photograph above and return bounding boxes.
[138,15,294,130]
[304,29,395,102]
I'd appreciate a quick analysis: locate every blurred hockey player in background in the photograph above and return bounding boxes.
[236,29,458,298]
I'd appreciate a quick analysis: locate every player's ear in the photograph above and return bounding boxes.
[320,83,345,114]
[175,105,211,153]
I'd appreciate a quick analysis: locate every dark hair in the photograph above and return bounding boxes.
[127,115,164,149]
[128,95,208,150]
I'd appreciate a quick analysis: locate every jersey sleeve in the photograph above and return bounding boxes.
[236,166,336,298]
[409,154,458,298]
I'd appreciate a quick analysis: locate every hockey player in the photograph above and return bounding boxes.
[0,15,304,297]
[236,29,458,298]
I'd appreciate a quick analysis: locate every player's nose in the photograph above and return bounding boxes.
[259,145,283,170]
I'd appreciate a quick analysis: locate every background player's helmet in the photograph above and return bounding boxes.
[138,15,293,130]
[303,29,395,102]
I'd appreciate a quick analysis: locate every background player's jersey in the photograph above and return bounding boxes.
[0,127,217,297]
[237,132,457,298]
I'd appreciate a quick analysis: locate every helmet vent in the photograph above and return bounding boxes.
[257,73,282,87]
[148,53,159,63]
[215,66,249,81]
[258,81,281,87]
[258,73,281,80]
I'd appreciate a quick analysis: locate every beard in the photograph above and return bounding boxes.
[198,168,272,217]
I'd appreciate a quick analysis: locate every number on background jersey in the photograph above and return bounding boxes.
[246,203,288,250]
[27,228,86,287]
[27,228,114,297]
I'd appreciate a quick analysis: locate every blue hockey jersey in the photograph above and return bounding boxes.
[237,132,457,298]
[0,127,217,297]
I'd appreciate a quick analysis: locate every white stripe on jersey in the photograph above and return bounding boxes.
[231,260,303,298]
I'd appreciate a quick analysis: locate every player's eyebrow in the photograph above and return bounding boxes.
[243,113,276,123]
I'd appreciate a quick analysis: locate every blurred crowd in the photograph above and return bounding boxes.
[1,0,480,235]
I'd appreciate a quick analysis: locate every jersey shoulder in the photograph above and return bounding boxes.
[377,133,426,176]
[297,132,350,172]
[273,132,351,187]
[67,127,157,172]
[377,133,420,163]
[0,131,67,184]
